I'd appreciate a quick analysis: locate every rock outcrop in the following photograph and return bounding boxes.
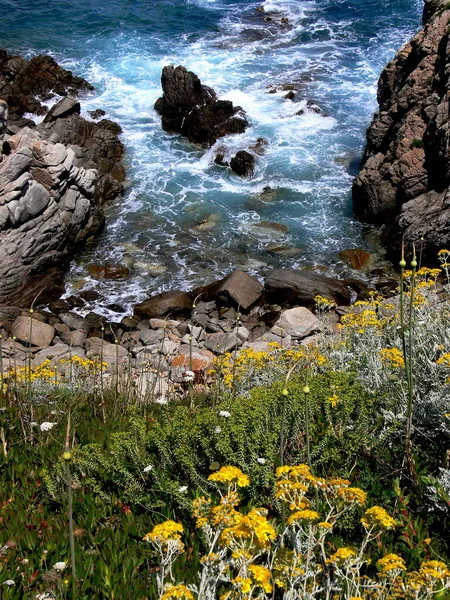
[0,49,125,305]
[353,0,450,261]
[154,65,249,146]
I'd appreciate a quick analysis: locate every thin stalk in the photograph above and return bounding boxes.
[0,333,4,405]
[63,414,77,600]
[405,251,417,482]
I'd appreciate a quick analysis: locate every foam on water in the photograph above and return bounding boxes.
[1,0,424,316]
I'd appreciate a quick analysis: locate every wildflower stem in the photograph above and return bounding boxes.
[63,413,77,600]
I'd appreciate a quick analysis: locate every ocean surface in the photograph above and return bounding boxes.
[2,0,423,314]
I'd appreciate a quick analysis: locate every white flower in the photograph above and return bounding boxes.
[52,561,66,572]
[143,465,153,473]
[214,426,222,434]
[178,486,188,493]
[183,370,195,382]
[257,457,266,465]
[219,410,231,418]
[3,580,15,586]
[35,594,53,600]
[155,397,168,405]
[40,422,56,432]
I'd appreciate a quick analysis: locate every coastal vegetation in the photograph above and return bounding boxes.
[1,250,450,599]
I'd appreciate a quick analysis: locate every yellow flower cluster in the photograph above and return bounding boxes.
[377,553,406,573]
[8,359,57,384]
[314,295,337,309]
[208,466,250,488]
[248,565,272,593]
[436,352,450,366]
[60,355,108,373]
[287,510,320,525]
[379,347,405,369]
[161,584,194,599]
[221,508,276,551]
[142,520,184,553]
[326,547,357,565]
[361,506,396,531]
[340,308,384,334]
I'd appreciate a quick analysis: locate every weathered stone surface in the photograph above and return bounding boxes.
[353,2,450,260]
[338,249,373,270]
[134,290,193,319]
[204,329,244,354]
[274,307,321,340]
[194,270,263,310]
[33,342,70,365]
[265,269,352,307]
[11,315,55,347]
[0,50,125,305]
[154,65,248,146]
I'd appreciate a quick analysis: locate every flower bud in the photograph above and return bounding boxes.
[62,451,72,461]
[303,385,310,394]
[282,388,289,396]
[399,259,406,268]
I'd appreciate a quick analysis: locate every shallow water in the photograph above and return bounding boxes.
[2,0,423,315]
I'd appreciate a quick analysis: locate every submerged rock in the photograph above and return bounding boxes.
[230,150,255,177]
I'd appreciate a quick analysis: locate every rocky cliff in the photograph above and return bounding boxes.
[0,50,125,305]
[352,0,450,261]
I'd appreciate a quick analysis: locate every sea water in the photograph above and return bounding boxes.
[2,0,423,314]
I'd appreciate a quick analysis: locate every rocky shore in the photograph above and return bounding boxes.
[0,50,125,306]
[353,0,450,261]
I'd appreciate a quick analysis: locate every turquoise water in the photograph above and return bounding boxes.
[2,0,423,313]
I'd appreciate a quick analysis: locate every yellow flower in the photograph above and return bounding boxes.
[328,393,340,408]
[142,520,184,553]
[336,486,367,505]
[380,347,405,368]
[377,553,406,573]
[361,506,396,530]
[161,584,194,599]
[232,577,252,594]
[326,547,357,565]
[208,466,250,488]
[287,510,320,525]
[248,565,273,593]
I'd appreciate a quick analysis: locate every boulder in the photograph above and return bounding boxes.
[264,269,352,307]
[134,290,194,320]
[230,150,255,177]
[11,315,55,347]
[274,307,321,340]
[154,65,248,146]
[338,248,373,270]
[194,270,263,310]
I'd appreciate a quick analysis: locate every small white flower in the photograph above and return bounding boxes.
[40,422,56,432]
[178,486,188,493]
[30,422,38,428]
[155,397,168,405]
[219,410,231,418]
[143,465,153,473]
[52,561,66,572]
[183,370,195,382]
[214,426,222,434]
[3,580,15,586]
[257,457,266,465]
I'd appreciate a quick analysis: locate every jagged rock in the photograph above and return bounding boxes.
[11,315,55,347]
[154,65,248,146]
[44,97,80,121]
[87,264,130,280]
[353,2,450,260]
[194,270,263,310]
[0,50,93,124]
[265,269,352,307]
[274,307,321,340]
[230,150,255,176]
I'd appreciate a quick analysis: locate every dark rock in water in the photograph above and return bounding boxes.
[87,264,130,280]
[134,290,194,319]
[338,248,373,270]
[88,108,106,120]
[249,137,268,155]
[284,91,296,100]
[254,221,289,233]
[266,244,302,257]
[230,150,255,177]
[154,65,248,146]
[194,269,263,310]
[265,269,352,307]
[0,49,93,124]
[352,2,450,261]
[296,100,326,117]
